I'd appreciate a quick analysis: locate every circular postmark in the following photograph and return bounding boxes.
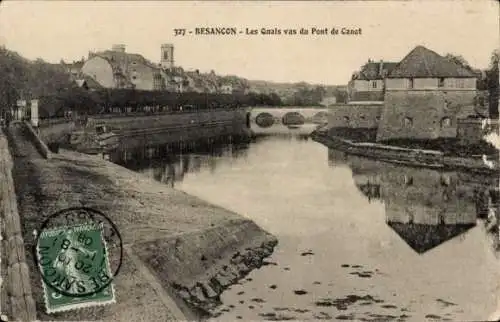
[33,207,123,298]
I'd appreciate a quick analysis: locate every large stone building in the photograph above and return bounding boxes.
[376,46,479,141]
[329,45,485,142]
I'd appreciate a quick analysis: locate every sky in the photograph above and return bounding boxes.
[0,0,498,85]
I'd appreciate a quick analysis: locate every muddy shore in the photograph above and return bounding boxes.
[5,123,277,321]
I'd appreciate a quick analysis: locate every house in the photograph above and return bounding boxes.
[61,60,85,80]
[348,60,398,103]
[81,44,163,90]
[163,67,187,93]
[185,70,212,93]
[376,46,479,141]
[81,44,176,91]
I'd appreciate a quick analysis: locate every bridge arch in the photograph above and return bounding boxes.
[255,112,275,128]
[282,112,305,127]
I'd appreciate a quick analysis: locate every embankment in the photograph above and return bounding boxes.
[88,109,248,132]
[6,124,277,321]
[38,109,250,152]
[312,131,498,173]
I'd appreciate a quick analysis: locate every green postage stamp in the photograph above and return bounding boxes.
[36,223,116,313]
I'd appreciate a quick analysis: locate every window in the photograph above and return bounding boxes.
[440,117,451,128]
[408,79,414,89]
[372,81,377,89]
[456,79,465,88]
[403,117,413,127]
[438,78,445,88]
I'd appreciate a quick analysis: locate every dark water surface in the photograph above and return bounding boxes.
[115,133,500,322]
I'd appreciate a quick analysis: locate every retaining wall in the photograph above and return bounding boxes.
[327,103,383,129]
[0,130,37,321]
[312,131,498,173]
[377,90,477,141]
[89,109,247,132]
[38,110,249,147]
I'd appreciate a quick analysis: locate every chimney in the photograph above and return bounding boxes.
[379,60,384,77]
[112,44,126,53]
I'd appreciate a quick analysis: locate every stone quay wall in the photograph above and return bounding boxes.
[0,130,37,321]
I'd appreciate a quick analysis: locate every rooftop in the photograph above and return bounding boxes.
[388,46,477,78]
[356,61,399,80]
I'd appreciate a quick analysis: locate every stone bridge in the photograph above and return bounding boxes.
[248,107,329,135]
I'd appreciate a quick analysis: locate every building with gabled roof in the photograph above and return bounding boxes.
[376,45,479,141]
[330,45,488,143]
[348,60,399,103]
[387,46,476,79]
[81,44,166,90]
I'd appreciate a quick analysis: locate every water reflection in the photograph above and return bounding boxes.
[111,135,252,187]
[329,148,500,255]
[116,136,500,321]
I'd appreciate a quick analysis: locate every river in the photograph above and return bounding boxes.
[112,130,500,322]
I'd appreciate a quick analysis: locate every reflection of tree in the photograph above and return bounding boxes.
[328,149,499,254]
[208,157,217,174]
[165,164,175,188]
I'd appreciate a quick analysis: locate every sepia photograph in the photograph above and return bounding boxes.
[0,0,499,321]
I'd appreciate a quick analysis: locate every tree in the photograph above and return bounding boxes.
[444,53,474,71]
[486,49,499,119]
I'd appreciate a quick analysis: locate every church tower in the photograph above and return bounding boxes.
[161,44,174,69]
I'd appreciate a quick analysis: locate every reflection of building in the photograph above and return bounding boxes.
[330,150,499,254]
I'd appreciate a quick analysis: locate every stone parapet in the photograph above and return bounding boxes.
[0,130,37,321]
